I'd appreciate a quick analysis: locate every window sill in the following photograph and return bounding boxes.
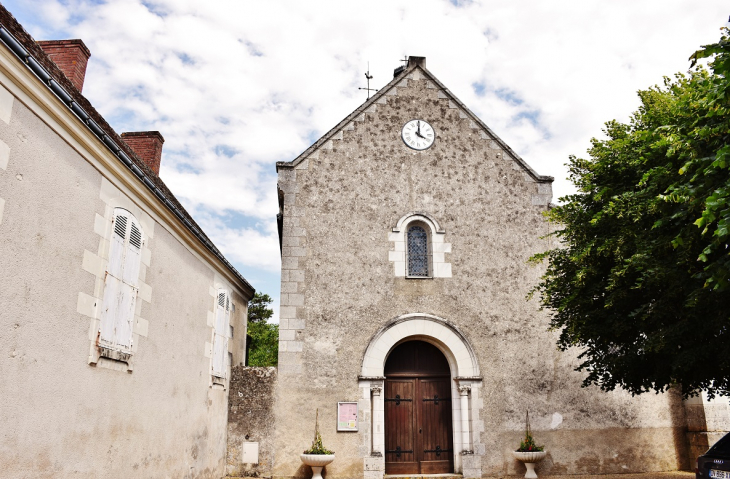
[88,343,134,372]
[99,345,132,362]
[96,356,132,372]
[405,275,433,280]
[211,375,227,390]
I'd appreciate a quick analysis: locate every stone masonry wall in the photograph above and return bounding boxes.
[228,366,278,478]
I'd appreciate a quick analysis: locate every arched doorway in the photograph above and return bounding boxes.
[384,340,454,474]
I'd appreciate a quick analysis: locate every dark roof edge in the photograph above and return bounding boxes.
[278,59,554,184]
[0,6,254,296]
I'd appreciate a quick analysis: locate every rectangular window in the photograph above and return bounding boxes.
[98,209,142,359]
[212,290,231,378]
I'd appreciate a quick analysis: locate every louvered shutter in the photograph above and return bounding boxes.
[116,219,141,349]
[99,209,142,352]
[108,213,126,277]
[212,290,230,378]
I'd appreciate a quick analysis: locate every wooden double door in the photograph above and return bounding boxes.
[384,341,454,474]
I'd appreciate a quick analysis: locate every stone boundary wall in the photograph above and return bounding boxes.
[227,366,277,478]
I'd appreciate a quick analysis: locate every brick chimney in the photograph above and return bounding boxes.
[121,131,165,176]
[37,39,91,92]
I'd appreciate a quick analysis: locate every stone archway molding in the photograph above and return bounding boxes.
[360,313,480,378]
[392,211,446,235]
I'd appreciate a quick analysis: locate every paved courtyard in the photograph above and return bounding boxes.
[534,473,694,479]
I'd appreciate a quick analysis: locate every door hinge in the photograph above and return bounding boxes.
[422,395,451,405]
[424,445,452,457]
[384,394,412,406]
[385,446,413,457]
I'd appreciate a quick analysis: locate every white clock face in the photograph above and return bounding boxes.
[401,119,435,150]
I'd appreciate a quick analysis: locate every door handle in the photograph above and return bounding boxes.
[419,428,422,434]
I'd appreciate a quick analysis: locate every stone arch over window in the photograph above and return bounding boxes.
[388,212,451,278]
[358,314,483,478]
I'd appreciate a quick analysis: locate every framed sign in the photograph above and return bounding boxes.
[337,402,358,432]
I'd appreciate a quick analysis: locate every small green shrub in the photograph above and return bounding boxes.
[516,410,544,452]
[303,409,334,455]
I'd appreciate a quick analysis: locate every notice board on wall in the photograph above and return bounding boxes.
[337,402,358,431]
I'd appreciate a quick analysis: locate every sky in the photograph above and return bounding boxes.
[5,0,728,322]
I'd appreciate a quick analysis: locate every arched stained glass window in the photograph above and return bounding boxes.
[407,225,430,277]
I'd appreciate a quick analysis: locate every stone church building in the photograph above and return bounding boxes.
[271,56,708,479]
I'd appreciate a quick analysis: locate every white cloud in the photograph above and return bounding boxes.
[6,0,728,309]
[193,210,281,273]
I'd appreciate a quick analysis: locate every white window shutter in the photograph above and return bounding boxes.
[99,274,120,345]
[212,290,229,378]
[100,211,126,346]
[116,217,141,349]
[108,211,127,278]
[115,282,135,349]
[215,292,226,332]
[224,298,231,364]
[122,220,142,287]
[99,208,142,353]
[225,297,231,341]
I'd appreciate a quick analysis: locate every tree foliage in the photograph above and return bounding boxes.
[531,29,730,398]
[247,292,278,367]
[248,292,275,324]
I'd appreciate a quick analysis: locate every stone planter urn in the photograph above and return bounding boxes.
[300,453,335,479]
[512,450,547,479]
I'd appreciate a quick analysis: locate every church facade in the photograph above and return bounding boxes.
[273,57,690,479]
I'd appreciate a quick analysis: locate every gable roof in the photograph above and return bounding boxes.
[277,56,553,184]
[0,5,253,296]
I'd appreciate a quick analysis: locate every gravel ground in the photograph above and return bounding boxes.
[379,473,696,479]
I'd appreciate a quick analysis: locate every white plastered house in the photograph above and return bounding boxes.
[0,6,254,478]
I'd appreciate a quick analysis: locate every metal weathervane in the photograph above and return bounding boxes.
[358,62,378,99]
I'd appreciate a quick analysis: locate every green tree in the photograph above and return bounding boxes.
[247,292,278,366]
[531,29,730,399]
[248,292,275,323]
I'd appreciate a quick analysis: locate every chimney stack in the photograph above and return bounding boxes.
[37,39,91,92]
[393,56,426,78]
[408,56,426,69]
[121,131,165,176]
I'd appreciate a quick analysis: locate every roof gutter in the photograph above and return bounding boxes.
[0,26,254,296]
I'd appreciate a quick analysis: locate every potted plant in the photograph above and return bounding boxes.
[300,409,335,479]
[512,411,546,479]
